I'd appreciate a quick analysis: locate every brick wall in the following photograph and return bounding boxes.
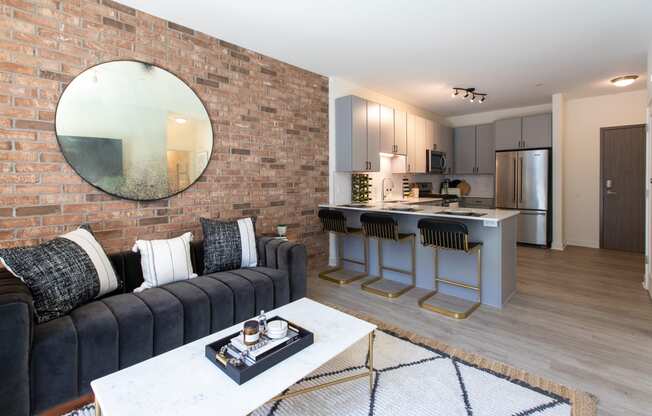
[0,0,329,259]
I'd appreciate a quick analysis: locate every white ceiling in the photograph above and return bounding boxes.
[120,0,652,116]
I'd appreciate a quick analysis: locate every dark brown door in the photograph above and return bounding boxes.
[600,124,646,252]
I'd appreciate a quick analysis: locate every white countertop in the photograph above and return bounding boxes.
[319,202,519,222]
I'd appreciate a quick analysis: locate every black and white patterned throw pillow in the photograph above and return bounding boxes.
[0,227,119,323]
[201,217,257,274]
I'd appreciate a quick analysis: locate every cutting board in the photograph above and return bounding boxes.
[458,180,471,196]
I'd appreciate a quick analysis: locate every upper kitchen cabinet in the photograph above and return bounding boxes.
[379,105,395,154]
[413,116,427,173]
[454,126,476,174]
[494,117,522,151]
[335,95,379,172]
[438,124,454,174]
[425,118,436,151]
[394,109,407,155]
[476,123,495,174]
[454,124,495,175]
[522,113,552,148]
[494,113,552,150]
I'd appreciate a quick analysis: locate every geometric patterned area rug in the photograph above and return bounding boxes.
[253,329,576,416]
[66,312,597,416]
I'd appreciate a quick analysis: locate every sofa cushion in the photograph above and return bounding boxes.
[0,227,118,323]
[132,232,198,292]
[201,217,257,274]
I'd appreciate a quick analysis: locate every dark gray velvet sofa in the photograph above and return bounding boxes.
[0,237,307,416]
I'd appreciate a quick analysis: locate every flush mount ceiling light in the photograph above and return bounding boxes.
[610,75,638,87]
[174,117,187,124]
[452,87,487,104]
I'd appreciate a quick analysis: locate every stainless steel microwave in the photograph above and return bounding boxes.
[426,150,448,174]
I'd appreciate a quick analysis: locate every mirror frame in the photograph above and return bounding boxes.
[54,59,214,202]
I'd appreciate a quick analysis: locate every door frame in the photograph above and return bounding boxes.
[599,124,647,250]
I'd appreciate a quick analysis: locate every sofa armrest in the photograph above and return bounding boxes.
[256,237,307,301]
[0,270,33,416]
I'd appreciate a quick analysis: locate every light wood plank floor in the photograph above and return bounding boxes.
[308,246,652,416]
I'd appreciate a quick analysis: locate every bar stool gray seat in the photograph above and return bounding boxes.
[417,218,482,319]
[360,213,416,298]
[318,208,368,284]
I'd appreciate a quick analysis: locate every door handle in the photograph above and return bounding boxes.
[513,159,517,203]
[519,158,523,203]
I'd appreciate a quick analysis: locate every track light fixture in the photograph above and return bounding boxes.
[451,87,487,104]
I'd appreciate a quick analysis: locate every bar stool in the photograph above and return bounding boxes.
[360,213,416,298]
[318,208,368,284]
[417,218,482,319]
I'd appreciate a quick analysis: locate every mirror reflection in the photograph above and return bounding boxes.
[55,60,213,200]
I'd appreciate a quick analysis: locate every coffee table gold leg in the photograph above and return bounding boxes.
[95,399,101,416]
[368,331,374,393]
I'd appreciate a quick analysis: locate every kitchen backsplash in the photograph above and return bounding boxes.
[347,155,496,203]
[409,173,495,198]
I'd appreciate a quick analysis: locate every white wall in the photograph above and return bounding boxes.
[563,89,648,248]
[551,93,565,250]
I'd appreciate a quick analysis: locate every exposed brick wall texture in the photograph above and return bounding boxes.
[0,0,329,260]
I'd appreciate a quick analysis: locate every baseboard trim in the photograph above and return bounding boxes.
[565,240,599,249]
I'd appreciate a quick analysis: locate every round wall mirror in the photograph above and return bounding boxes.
[55,60,213,201]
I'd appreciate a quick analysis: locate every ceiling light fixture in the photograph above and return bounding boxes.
[175,117,187,124]
[610,75,638,87]
[451,87,487,104]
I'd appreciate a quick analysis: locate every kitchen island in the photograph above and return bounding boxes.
[319,202,519,308]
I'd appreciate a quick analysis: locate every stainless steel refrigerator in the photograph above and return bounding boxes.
[495,149,550,245]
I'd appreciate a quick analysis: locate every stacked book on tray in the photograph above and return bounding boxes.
[226,328,300,367]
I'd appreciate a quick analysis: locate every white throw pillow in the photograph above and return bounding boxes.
[132,232,197,292]
[237,217,257,268]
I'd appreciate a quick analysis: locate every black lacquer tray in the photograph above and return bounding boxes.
[205,316,314,385]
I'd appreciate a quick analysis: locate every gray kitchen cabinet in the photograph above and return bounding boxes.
[439,124,454,174]
[454,124,495,175]
[335,95,378,172]
[494,117,522,150]
[495,113,552,150]
[522,113,552,148]
[461,197,495,209]
[406,113,416,173]
[476,123,495,174]
[426,118,436,151]
[394,109,407,155]
[379,105,395,154]
[414,115,427,173]
[454,126,476,174]
[367,101,381,171]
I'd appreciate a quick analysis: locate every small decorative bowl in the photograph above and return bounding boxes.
[266,320,288,339]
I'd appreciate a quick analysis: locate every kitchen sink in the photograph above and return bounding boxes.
[387,207,423,212]
[439,211,486,217]
[340,203,374,208]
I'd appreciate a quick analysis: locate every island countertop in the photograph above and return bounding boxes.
[319,202,519,222]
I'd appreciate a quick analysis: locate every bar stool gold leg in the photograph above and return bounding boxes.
[319,231,368,285]
[361,235,416,299]
[419,244,482,319]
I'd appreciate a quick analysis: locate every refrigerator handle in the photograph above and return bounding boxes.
[519,157,524,203]
[513,158,517,203]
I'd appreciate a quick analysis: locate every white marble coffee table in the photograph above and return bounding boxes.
[91,298,376,416]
